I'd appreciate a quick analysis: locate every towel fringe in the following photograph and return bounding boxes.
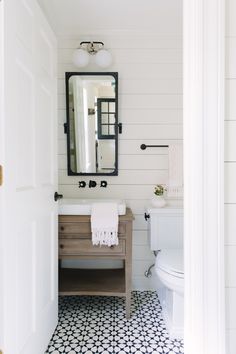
[92,228,118,247]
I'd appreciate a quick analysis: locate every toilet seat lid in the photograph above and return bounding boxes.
[156,249,184,276]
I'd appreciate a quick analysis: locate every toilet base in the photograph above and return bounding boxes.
[158,287,184,340]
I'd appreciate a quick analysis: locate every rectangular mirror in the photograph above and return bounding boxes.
[65,72,118,175]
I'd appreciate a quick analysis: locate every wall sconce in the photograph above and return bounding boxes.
[72,41,112,68]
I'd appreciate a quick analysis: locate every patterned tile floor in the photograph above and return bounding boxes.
[45,291,184,354]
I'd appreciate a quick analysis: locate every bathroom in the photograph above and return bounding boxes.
[0,0,231,354]
[56,0,183,352]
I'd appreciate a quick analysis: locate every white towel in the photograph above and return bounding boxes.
[91,203,119,246]
[168,144,183,198]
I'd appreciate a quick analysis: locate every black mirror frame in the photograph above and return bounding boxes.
[65,72,119,176]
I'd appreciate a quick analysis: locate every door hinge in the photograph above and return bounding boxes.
[0,165,3,186]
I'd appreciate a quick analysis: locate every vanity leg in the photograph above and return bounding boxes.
[125,259,132,319]
[126,292,131,319]
[125,219,132,319]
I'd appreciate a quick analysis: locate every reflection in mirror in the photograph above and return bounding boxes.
[65,73,118,175]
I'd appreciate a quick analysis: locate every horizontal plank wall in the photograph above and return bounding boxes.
[57,30,183,289]
[225,0,236,352]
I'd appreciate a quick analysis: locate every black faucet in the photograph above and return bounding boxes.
[100,181,108,188]
[89,180,97,188]
[79,181,86,188]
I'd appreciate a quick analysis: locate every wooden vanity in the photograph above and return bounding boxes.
[58,208,134,318]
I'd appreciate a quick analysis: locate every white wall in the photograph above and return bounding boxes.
[225,1,236,352]
[57,31,183,289]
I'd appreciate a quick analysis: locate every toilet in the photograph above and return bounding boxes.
[147,207,184,339]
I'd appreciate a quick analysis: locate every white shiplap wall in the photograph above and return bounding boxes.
[225,0,236,352]
[57,33,183,289]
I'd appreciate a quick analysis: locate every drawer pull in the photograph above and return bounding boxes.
[110,245,114,249]
[60,244,64,249]
[60,226,64,231]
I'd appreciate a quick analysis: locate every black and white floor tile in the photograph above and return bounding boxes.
[45,291,184,354]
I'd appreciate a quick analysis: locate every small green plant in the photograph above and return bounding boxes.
[154,184,167,196]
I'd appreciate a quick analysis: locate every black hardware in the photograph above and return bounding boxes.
[80,41,104,46]
[89,180,97,188]
[118,123,123,134]
[79,181,86,188]
[140,144,169,150]
[88,108,95,115]
[64,123,68,134]
[79,41,104,51]
[100,180,108,188]
[144,212,150,221]
[54,192,63,201]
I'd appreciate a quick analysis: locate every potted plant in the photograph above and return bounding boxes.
[151,184,167,207]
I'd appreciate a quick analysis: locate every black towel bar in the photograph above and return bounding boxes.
[140,144,169,150]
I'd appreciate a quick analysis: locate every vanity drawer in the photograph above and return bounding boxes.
[59,222,91,235]
[59,238,126,256]
[59,222,126,237]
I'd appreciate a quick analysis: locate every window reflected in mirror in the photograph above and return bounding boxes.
[65,72,118,175]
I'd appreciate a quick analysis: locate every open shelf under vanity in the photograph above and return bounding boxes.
[58,208,134,318]
[59,268,125,296]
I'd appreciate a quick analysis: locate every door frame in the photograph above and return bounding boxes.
[0,0,4,350]
[184,0,225,353]
[0,0,226,353]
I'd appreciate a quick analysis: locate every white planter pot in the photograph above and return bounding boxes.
[151,196,167,208]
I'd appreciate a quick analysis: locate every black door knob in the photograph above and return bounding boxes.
[54,192,63,201]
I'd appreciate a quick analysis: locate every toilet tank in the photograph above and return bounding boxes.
[147,207,183,251]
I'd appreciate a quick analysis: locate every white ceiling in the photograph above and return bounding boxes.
[38,0,182,36]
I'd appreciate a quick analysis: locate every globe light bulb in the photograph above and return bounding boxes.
[95,49,112,68]
[72,49,90,67]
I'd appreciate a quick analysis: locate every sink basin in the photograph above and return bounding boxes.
[59,198,126,215]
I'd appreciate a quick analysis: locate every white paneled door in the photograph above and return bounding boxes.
[0,0,58,354]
